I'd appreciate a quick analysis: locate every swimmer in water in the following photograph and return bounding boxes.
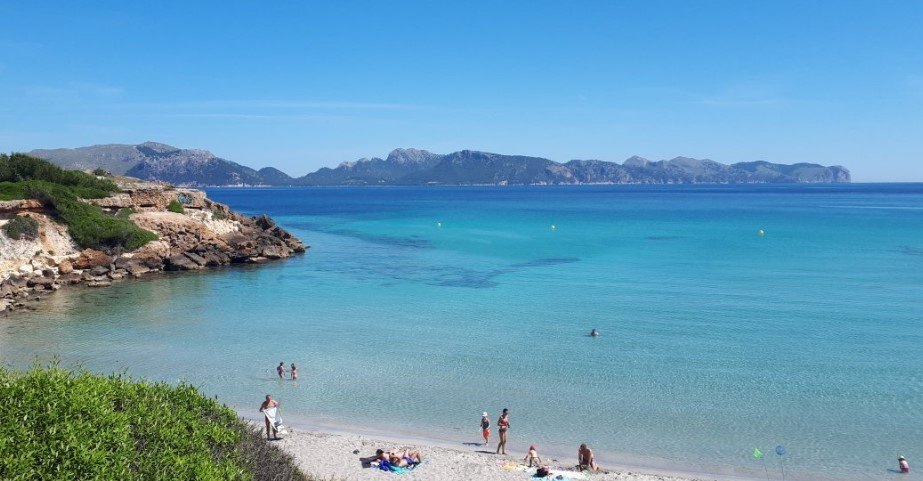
[590,329,600,337]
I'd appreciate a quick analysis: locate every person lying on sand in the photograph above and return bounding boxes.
[578,443,599,472]
[375,448,423,469]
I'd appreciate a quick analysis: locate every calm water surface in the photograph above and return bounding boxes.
[2,185,921,480]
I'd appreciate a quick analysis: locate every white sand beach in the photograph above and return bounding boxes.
[274,428,729,481]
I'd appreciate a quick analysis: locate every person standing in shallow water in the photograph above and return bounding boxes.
[277,362,285,379]
[290,363,298,380]
[496,408,510,455]
[899,456,910,473]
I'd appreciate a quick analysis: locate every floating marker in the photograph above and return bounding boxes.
[758,229,765,237]
[436,222,442,228]
[550,224,557,231]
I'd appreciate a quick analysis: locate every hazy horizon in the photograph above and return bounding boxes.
[2,1,922,182]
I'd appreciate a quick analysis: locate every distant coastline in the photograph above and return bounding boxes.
[28,142,851,188]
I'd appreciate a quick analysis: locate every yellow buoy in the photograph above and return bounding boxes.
[758,229,765,237]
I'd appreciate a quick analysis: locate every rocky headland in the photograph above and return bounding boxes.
[0,177,305,314]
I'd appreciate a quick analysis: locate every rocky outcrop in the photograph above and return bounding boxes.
[1,179,306,314]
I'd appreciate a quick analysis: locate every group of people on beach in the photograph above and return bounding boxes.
[480,409,600,472]
[277,361,298,380]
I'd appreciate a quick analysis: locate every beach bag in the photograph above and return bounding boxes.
[536,467,550,477]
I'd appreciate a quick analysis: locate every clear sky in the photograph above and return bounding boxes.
[1,1,921,181]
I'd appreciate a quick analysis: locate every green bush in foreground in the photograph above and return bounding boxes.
[0,365,309,481]
[167,199,185,214]
[2,215,39,240]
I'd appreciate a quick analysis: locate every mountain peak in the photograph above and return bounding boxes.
[623,155,651,167]
[386,148,438,164]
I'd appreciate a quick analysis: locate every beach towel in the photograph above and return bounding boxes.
[262,406,288,435]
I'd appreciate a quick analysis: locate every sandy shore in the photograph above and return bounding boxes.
[274,428,722,481]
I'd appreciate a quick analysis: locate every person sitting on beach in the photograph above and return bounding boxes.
[578,443,599,472]
[258,394,280,440]
[899,456,910,473]
[480,412,491,446]
[524,444,542,467]
[277,362,285,379]
[290,363,298,380]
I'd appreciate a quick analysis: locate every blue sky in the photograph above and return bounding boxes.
[1,1,921,181]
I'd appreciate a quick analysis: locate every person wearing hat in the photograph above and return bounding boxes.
[480,412,491,446]
[899,455,910,473]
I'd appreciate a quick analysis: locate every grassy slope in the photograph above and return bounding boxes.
[0,365,310,481]
[0,153,157,250]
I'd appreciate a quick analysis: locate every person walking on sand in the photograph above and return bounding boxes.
[277,362,285,379]
[496,408,510,455]
[290,363,298,380]
[899,456,910,473]
[578,443,599,472]
[259,394,280,440]
[480,412,491,446]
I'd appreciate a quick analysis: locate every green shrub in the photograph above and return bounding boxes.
[0,155,155,251]
[0,153,118,198]
[27,181,157,250]
[0,365,309,481]
[167,200,185,214]
[2,215,39,240]
[92,168,109,176]
[212,208,228,220]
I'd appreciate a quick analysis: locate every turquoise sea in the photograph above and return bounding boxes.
[1,185,921,480]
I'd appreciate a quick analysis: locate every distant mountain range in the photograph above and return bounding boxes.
[28,142,851,186]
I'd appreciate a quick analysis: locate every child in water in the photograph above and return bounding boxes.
[524,444,542,467]
[480,412,490,446]
[899,456,910,473]
[290,363,298,380]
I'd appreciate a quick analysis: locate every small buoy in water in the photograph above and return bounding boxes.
[550,224,557,231]
[436,222,443,228]
[758,229,765,237]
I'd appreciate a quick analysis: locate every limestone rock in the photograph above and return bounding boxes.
[73,249,113,270]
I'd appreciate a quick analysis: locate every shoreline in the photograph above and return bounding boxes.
[237,411,798,481]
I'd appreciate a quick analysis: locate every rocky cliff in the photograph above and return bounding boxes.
[0,178,305,314]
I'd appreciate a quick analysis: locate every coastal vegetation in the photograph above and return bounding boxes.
[1,215,39,240]
[0,153,157,250]
[167,199,185,214]
[0,365,309,481]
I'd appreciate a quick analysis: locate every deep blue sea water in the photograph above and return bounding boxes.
[2,184,921,480]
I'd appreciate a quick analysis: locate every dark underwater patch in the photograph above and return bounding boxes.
[897,245,923,257]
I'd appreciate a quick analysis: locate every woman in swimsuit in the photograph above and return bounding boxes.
[290,363,298,380]
[480,412,491,446]
[496,408,510,455]
[277,362,285,379]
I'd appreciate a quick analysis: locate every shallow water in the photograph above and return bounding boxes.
[2,184,922,480]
